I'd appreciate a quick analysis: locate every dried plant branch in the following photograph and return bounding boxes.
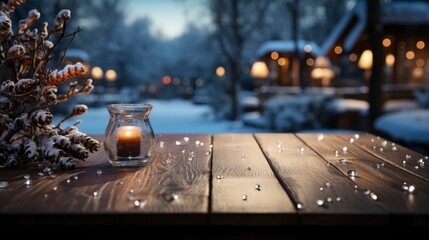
[0,5,99,169]
[56,79,94,103]
[56,104,87,129]
[51,27,80,71]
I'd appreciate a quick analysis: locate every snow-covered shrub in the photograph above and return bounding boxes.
[211,94,232,119]
[414,89,429,108]
[263,93,336,132]
[205,83,232,119]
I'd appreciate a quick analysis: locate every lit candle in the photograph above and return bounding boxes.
[117,126,141,157]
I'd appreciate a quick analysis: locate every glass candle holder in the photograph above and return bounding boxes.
[104,104,155,167]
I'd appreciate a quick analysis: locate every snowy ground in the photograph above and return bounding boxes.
[374,109,429,145]
[54,98,429,146]
[54,99,273,135]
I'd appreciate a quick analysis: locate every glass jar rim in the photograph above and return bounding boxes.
[107,103,152,113]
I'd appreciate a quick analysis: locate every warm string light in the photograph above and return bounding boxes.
[358,50,373,70]
[250,61,269,79]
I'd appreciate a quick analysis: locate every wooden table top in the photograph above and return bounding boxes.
[1,133,429,227]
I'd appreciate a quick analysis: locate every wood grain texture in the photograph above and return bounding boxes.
[0,134,212,225]
[297,133,429,218]
[255,133,387,225]
[211,134,296,225]
[1,133,429,226]
[344,134,429,182]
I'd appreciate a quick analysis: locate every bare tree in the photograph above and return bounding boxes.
[208,0,271,120]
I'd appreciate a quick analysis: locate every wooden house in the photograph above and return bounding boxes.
[255,0,429,99]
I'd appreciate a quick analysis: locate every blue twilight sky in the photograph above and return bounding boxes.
[124,0,209,40]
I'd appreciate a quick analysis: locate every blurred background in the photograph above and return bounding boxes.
[9,0,429,154]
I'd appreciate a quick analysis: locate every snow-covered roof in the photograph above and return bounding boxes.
[343,1,366,53]
[382,1,429,25]
[66,49,90,63]
[256,40,322,57]
[320,0,366,55]
[320,0,429,55]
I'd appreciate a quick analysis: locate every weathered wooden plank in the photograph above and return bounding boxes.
[343,134,429,182]
[2,133,428,226]
[211,134,296,225]
[255,133,387,225]
[0,136,110,214]
[297,133,429,220]
[130,134,211,213]
[0,134,212,225]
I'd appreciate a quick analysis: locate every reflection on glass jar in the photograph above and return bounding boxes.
[104,104,155,167]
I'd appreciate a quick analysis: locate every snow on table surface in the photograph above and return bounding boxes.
[374,109,429,145]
